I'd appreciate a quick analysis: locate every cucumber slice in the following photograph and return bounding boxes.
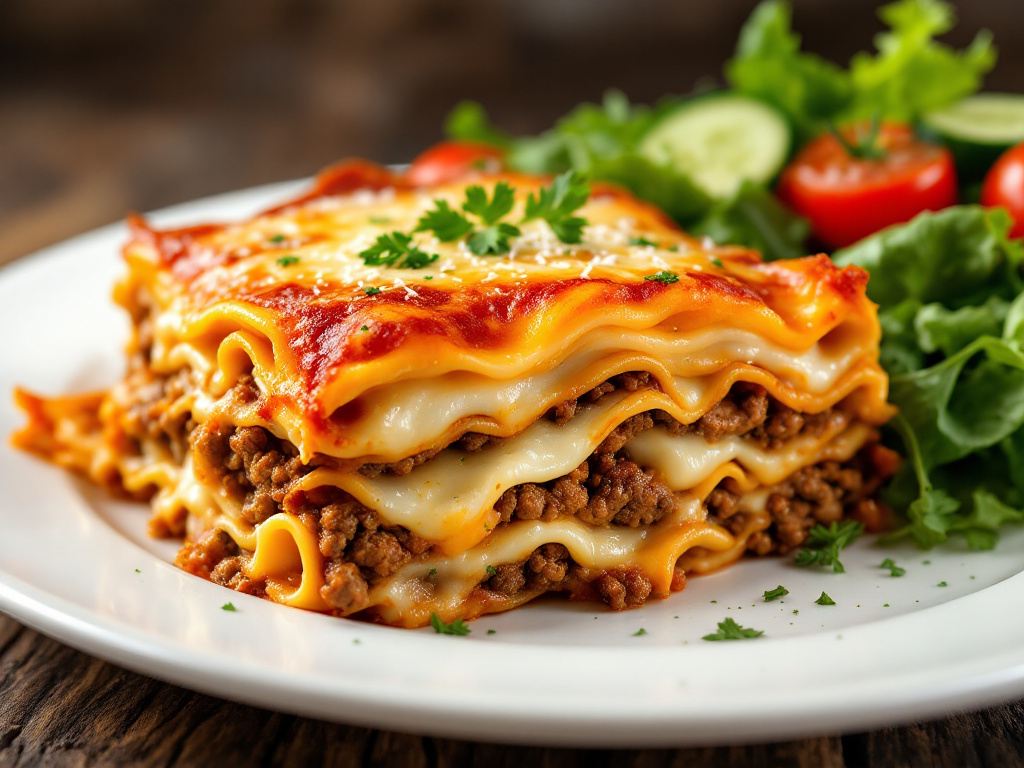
[638,94,790,199]
[921,93,1024,183]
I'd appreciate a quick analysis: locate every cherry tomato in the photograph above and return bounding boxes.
[776,123,958,249]
[406,141,504,187]
[981,142,1024,239]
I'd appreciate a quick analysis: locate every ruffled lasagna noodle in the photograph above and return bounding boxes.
[14,161,895,627]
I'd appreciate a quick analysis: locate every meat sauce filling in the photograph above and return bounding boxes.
[124,369,881,615]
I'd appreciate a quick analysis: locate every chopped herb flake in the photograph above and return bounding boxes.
[363,286,382,295]
[134,568,141,573]
[268,234,287,244]
[430,612,471,636]
[276,255,300,267]
[368,216,392,225]
[816,592,836,606]
[487,629,497,635]
[628,236,658,247]
[427,567,437,582]
[702,617,763,641]
[763,585,789,602]
[424,275,433,279]
[359,325,369,332]
[794,520,863,573]
[644,270,679,285]
[880,558,906,577]
[485,565,498,577]
[710,256,724,268]
[633,628,648,636]
[937,581,948,587]
[221,602,237,612]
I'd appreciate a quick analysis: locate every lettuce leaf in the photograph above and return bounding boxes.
[846,0,996,122]
[836,207,1024,548]
[727,0,995,138]
[724,0,852,140]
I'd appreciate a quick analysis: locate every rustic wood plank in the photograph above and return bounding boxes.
[6,612,1024,768]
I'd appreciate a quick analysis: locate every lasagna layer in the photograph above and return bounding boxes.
[14,161,895,627]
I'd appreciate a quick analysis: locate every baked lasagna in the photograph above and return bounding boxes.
[14,160,894,628]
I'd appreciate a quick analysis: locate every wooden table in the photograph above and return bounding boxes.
[3,612,1024,766]
[4,1,1024,763]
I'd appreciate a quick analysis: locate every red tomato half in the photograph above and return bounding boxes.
[981,142,1024,239]
[776,123,958,249]
[406,141,504,187]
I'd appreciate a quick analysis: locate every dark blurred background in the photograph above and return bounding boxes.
[1,0,1020,265]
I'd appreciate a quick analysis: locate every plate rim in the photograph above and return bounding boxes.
[3,180,1024,747]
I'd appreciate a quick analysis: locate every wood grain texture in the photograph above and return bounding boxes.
[3,613,1024,767]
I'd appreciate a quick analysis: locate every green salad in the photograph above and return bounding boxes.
[438,0,1024,550]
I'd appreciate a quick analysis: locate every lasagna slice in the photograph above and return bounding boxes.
[14,161,895,628]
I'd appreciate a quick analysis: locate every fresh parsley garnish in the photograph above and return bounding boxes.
[363,286,382,295]
[628,236,658,247]
[468,222,522,256]
[221,602,237,612]
[633,628,648,636]
[702,617,763,641]
[710,256,724,268]
[276,255,300,267]
[937,581,948,587]
[465,181,517,224]
[816,592,836,606]
[522,171,590,244]
[485,565,498,577]
[430,612,471,636]
[644,270,679,285]
[359,325,369,332]
[267,234,287,244]
[794,520,863,574]
[416,182,522,256]
[880,558,906,577]
[487,628,497,635]
[426,567,438,582]
[415,199,474,242]
[359,231,439,269]
[763,585,789,602]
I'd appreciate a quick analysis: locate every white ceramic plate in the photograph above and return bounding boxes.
[3,182,1024,748]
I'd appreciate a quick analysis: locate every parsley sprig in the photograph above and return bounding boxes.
[415,180,521,256]
[763,585,789,602]
[359,231,439,269]
[644,270,679,284]
[794,520,864,574]
[879,558,906,577]
[702,617,763,641]
[430,612,471,636]
[414,172,590,257]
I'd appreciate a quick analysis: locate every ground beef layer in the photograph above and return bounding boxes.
[123,367,888,617]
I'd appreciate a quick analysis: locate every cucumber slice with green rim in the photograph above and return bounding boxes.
[921,93,1024,183]
[638,94,790,199]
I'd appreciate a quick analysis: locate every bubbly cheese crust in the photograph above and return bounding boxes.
[14,160,895,628]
